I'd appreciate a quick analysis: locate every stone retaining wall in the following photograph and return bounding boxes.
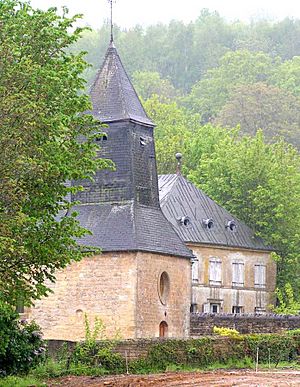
[47,338,170,360]
[190,313,300,336]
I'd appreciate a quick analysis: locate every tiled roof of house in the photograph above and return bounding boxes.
[158,174,272,252]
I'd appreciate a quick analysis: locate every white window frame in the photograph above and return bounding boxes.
[210,303,220,314]
[232,305,243,314]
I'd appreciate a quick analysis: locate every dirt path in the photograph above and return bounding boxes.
[49,369,300,386]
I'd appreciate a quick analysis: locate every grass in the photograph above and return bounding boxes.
[0,376,46,387]
[32,358,108,379]
[259,361,300,370]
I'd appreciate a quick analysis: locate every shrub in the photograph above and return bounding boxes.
[70,314,125,374]
[0,302,46,376]
[244,333,298,365]
[213,326,241,338]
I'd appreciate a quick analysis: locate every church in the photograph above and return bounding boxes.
[27,38,276,341]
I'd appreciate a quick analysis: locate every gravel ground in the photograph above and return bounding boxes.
[48,369,300,386]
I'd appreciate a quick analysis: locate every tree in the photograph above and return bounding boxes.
[192,9,235,79]
[185,50,279,121]
[187,129,300,296]
[271,56,300,97]
[143,96,200,174]
[0,1,111,306]
[215,83,300,148]
[132,71,179,101]
[268,18,300,60]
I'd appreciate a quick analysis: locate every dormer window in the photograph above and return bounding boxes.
[178,216,191,227]
[203,218,214,229]
[226,220,237,232]
[95,133,108,142]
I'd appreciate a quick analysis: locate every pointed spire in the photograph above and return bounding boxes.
[90,42,154,126]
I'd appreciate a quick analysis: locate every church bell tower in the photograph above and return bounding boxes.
[72,40,192,259]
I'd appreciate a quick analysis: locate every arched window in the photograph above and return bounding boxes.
[158,271,170,305]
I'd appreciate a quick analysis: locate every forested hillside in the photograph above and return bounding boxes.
[72,9,300,310]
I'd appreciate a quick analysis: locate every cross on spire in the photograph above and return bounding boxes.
[107,0,115,42]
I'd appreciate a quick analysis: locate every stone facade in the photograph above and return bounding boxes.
[135,252,191,338]
[27,251,191,341]
[189,244,276,314]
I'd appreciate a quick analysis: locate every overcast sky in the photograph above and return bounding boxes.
[30,0,300,28]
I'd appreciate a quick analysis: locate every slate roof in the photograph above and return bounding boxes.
[73,201,194,259]
[158,174,272,252]
[89,41,154,126]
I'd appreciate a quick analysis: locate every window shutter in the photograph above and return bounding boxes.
[255,264,266,288]
[192,260,199,282]
[232,262,244,287]
[209,259,222,286]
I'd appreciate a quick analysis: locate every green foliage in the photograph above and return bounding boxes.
[0,376,45,387]
[271,56,300,96]
[215,83,300,148]
[33,357,68,379]
[273,283,300,315]
[0,1,112,305]
[0,302,46,376]
[143,96,200,174]
[70,315,125,374]
[132,71,179,101]
[185,50,278,120]
[244,333,298,365]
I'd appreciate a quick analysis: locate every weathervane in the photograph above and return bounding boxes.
[107,0,116,42]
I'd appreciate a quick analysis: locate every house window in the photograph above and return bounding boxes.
[210,303,220,313]
[190,303,198,313]
[192,259,199,283]
[232,262,244,287]
[209,258,222,286]
[232,306,243,314]
[255,264,266,288]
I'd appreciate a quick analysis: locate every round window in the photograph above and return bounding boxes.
[158,271,170,305]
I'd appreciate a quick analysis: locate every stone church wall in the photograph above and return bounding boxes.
[135,252,191,338]
[27,252,138,341]
[189,244,276,314]
[27,251,191,341]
